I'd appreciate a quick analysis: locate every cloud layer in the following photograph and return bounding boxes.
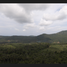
[39,19,53,26]
[0,3,67,36]
[43,5,67,21]
[19,4,49,11]
[0,3,49,24]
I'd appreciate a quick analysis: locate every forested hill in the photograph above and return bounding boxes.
[0,30,67,43]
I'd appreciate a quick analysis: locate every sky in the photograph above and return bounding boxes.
[0,3,67,36]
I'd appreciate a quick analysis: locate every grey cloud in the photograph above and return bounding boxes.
[0,3,49,24]
[39,19,53,26]
[19,4,49,12]
[56,13,66,20]
[43,13,66,21]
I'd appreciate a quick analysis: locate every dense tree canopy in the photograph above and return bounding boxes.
[0,42,67,64]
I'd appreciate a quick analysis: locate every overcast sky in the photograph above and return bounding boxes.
[0,3,67,36]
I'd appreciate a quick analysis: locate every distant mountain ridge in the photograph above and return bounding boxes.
[0,30,67,43]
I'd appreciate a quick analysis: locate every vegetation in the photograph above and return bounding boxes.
[0,30,67,43]
[0,30,67,64]
[0,42,67,64]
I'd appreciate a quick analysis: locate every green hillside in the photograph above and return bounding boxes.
[0,30,67,43]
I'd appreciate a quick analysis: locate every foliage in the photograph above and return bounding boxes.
[0,42,67,64]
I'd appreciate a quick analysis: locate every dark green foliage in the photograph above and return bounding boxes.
[0,43,50,64]
[0,42,67,64]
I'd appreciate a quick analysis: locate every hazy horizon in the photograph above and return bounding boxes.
[0,3,67,36]
[0,29,67,36]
